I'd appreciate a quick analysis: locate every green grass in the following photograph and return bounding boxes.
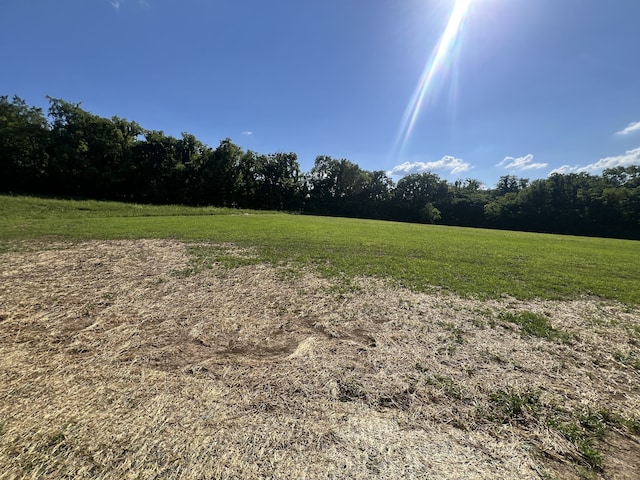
[488,389,611,471]
[489,388,541,421]
[550,411,608,471]
[2,195,639,304]
[0,195,263,219]
[499,311,573,343]
[612,351,640,370]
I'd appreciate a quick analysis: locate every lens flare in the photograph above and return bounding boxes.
[393,0,473,157]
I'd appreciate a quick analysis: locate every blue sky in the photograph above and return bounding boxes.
[2,0,639,187]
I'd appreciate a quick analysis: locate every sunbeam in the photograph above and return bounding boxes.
[393,0,474,158]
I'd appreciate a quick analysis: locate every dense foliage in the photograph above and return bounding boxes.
[2,95,639,238]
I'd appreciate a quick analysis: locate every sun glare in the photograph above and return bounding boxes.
[393,0,474,158]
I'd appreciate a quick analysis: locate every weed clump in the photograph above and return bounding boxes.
[549,410,607,471]
[425,374,463,401]
[612,350,640,370]
[487,388,617,472]
[489,388,541,423]
[499,311,572,343]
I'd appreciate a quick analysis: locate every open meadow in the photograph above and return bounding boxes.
[0,196,639,479]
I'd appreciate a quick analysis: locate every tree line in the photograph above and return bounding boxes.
[2,95,639,239]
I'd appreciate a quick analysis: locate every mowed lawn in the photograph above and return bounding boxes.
[1,195,639,304]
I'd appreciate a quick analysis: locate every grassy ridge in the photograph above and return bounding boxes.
[1,195,639,304]
[0,195,268,218]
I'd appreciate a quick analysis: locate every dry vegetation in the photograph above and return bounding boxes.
[1,240,639,479]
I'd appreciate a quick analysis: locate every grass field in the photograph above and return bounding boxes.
[1,195,639,479]
[1,195,639,304]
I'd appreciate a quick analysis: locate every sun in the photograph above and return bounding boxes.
[393,0,476,157]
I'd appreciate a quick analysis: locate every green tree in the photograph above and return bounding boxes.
[176,132,211,204]
[255,152,301,210]
[197,138,243,206]
[306,156,370,215]
[359,170,394,219]
[447,178,491,226]
[495,175,528,195]
[393,172,449,223]
[47,97,143,198]
[107,116,144,199]
[0,95,50,193]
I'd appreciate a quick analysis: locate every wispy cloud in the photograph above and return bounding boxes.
[109,0,149,11]
[550,147,640,175]
[241,131,253,136]
[616,121,640,136]
[389,156,471,176]
[496,154,547,170]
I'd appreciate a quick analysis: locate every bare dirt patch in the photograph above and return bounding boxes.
[0,240,638,479]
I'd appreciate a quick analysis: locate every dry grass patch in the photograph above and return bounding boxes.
[0,240,638,479]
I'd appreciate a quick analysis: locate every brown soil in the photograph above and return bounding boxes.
[0,240,638,479]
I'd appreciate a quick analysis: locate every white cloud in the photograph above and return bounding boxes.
[550,147,640,175]
[549,164,581,175]
[616,121,640,136]
[110,0,149,11]
[241,131,253,136]
[389,156,471,176]
[496,154,547,170]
